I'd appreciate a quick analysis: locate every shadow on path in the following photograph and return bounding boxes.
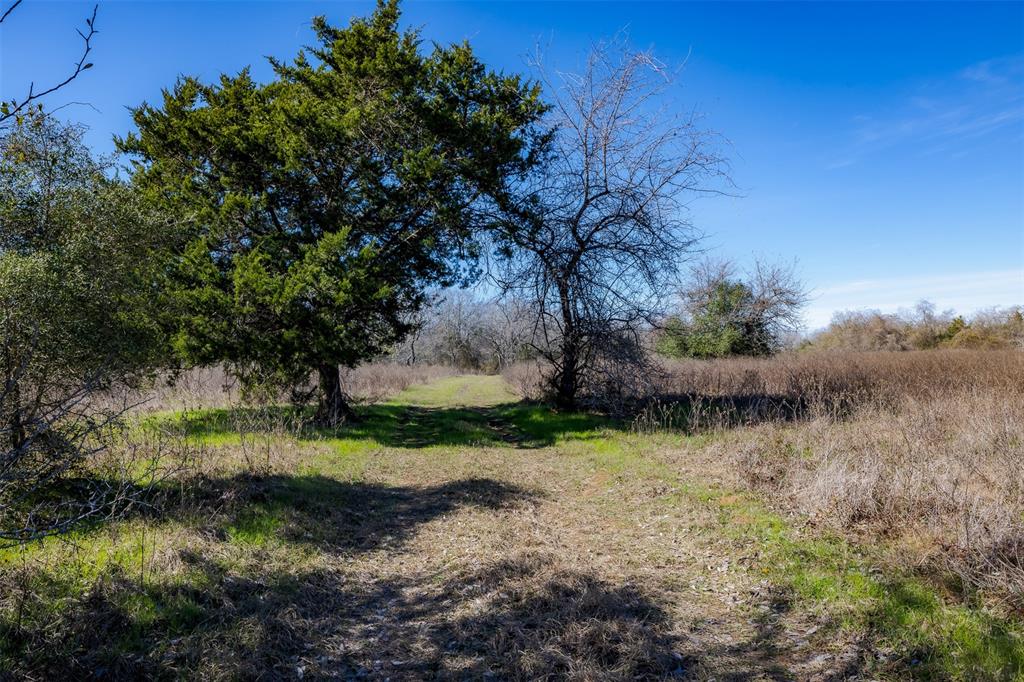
[162,401,617,450]
[10,550,702,680]
[160,473,539,554]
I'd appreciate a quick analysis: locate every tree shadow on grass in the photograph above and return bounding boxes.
[155,388,840,452]
[156,401,619,450]
[4,550,697,680]
[11,546,1003,681]
[688,573,1024,681]
[6,473,997,680]
[677,588,855,682]
[158,473,540,554]
[632,393,814,434]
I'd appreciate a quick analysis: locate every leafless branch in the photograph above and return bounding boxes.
[0,0,23,24]
[494,36,730,408]
[0,3,98,126]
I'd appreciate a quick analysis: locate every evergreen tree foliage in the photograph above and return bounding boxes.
[657,280,773,359]
[119,0,545,424]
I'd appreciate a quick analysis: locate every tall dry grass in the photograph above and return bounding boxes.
[645,350,1024,608]
[132,362,459,414]
[341,363,459,403]
[501,361,547,402]
[654,349,1023,409]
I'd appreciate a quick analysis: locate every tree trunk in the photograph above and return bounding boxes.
[314,363,356,427]
[4,354,26,450]
[554,340,578,409]
[8,403,26,451]
[554,281,579,410]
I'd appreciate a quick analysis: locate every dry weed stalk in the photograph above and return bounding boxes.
[646,350,1024,608]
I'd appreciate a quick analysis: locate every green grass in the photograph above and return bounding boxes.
[225,507,284,546]
[394,377,1023,678]
[148,373,617,454]
[389,374,518,407]
[683,480,1024,680]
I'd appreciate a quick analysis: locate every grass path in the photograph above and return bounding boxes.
[326,375,785,679]
[2,375,1021,679]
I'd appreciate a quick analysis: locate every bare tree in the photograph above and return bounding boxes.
[476,297,538,370]
[392,292,537,371]
[493,38,729,408]
[0,1,98,127]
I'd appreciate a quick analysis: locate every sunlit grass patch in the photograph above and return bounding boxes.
[681,481,1024,680]
[225,507,283,546]
[390,374,518,408]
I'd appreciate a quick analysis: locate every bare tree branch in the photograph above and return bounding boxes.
[0,2,98,126]
[0,0,23,24]
[493,36,730,409]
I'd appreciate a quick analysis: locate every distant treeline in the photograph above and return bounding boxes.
[385,294,1022,374]
[390,293,538,372]
[803,302,1024,352]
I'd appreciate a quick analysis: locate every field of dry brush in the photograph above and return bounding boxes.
[1,350,1021,679]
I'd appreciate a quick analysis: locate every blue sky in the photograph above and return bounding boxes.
[2,0,1022,328]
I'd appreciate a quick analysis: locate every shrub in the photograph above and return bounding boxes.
[0,114,175,542]
[657,259,807,360]
[810,302,1023,351]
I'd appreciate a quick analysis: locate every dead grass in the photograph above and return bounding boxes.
[0,377,797,679]
[501,360,548,402]
[639,350,1024,611]
[130,362,459,414]
[2,370,1021,680]
[655,349,1023,410]
[342,363,460,404]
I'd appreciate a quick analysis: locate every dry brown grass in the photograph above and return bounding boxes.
[131,362,459,414]
[342,362,459,404]
[0,383,776,680]
[120,365,238,414]
[3,372,1021,678]
[654,349,1023,409]
[642,350,1024,608]
[501,361,547,401]
[445,352,1024,606]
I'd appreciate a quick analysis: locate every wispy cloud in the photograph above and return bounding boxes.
[804,269,1024,329]
[960,55,1024,86]
[827,55,1024,169]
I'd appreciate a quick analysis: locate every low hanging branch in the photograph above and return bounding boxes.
[0,1,98,125]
